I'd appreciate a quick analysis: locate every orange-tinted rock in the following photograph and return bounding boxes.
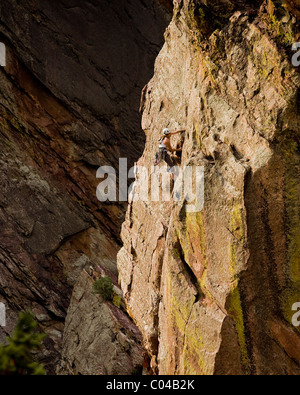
[118,1,300,375]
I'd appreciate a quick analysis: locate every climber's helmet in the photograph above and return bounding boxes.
[163,128,170,136]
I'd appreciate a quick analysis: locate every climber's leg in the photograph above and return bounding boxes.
[163,151,176,181]
[163,151,175,168]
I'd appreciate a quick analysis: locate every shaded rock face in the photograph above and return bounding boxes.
[0,0,171,164]
[0,1,171,373]
[118,0,300,374]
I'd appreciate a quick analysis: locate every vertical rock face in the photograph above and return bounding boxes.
[0,0,171,373]
[118,0,300,374]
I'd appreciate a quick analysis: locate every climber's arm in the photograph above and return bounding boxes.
[170,129,185,135]
[168,129,185,152]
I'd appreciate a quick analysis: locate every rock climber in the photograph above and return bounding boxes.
[154,128,185,180]
[158,128,185,168]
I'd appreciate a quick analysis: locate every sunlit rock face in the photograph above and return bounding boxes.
[118,0,300,375]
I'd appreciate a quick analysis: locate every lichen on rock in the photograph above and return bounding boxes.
[118,0,300,375]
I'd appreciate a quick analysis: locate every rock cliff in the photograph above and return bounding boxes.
[1,0,299,376]
[118,0,300,374]
[0,0,171,374]
[57,269,145,375]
